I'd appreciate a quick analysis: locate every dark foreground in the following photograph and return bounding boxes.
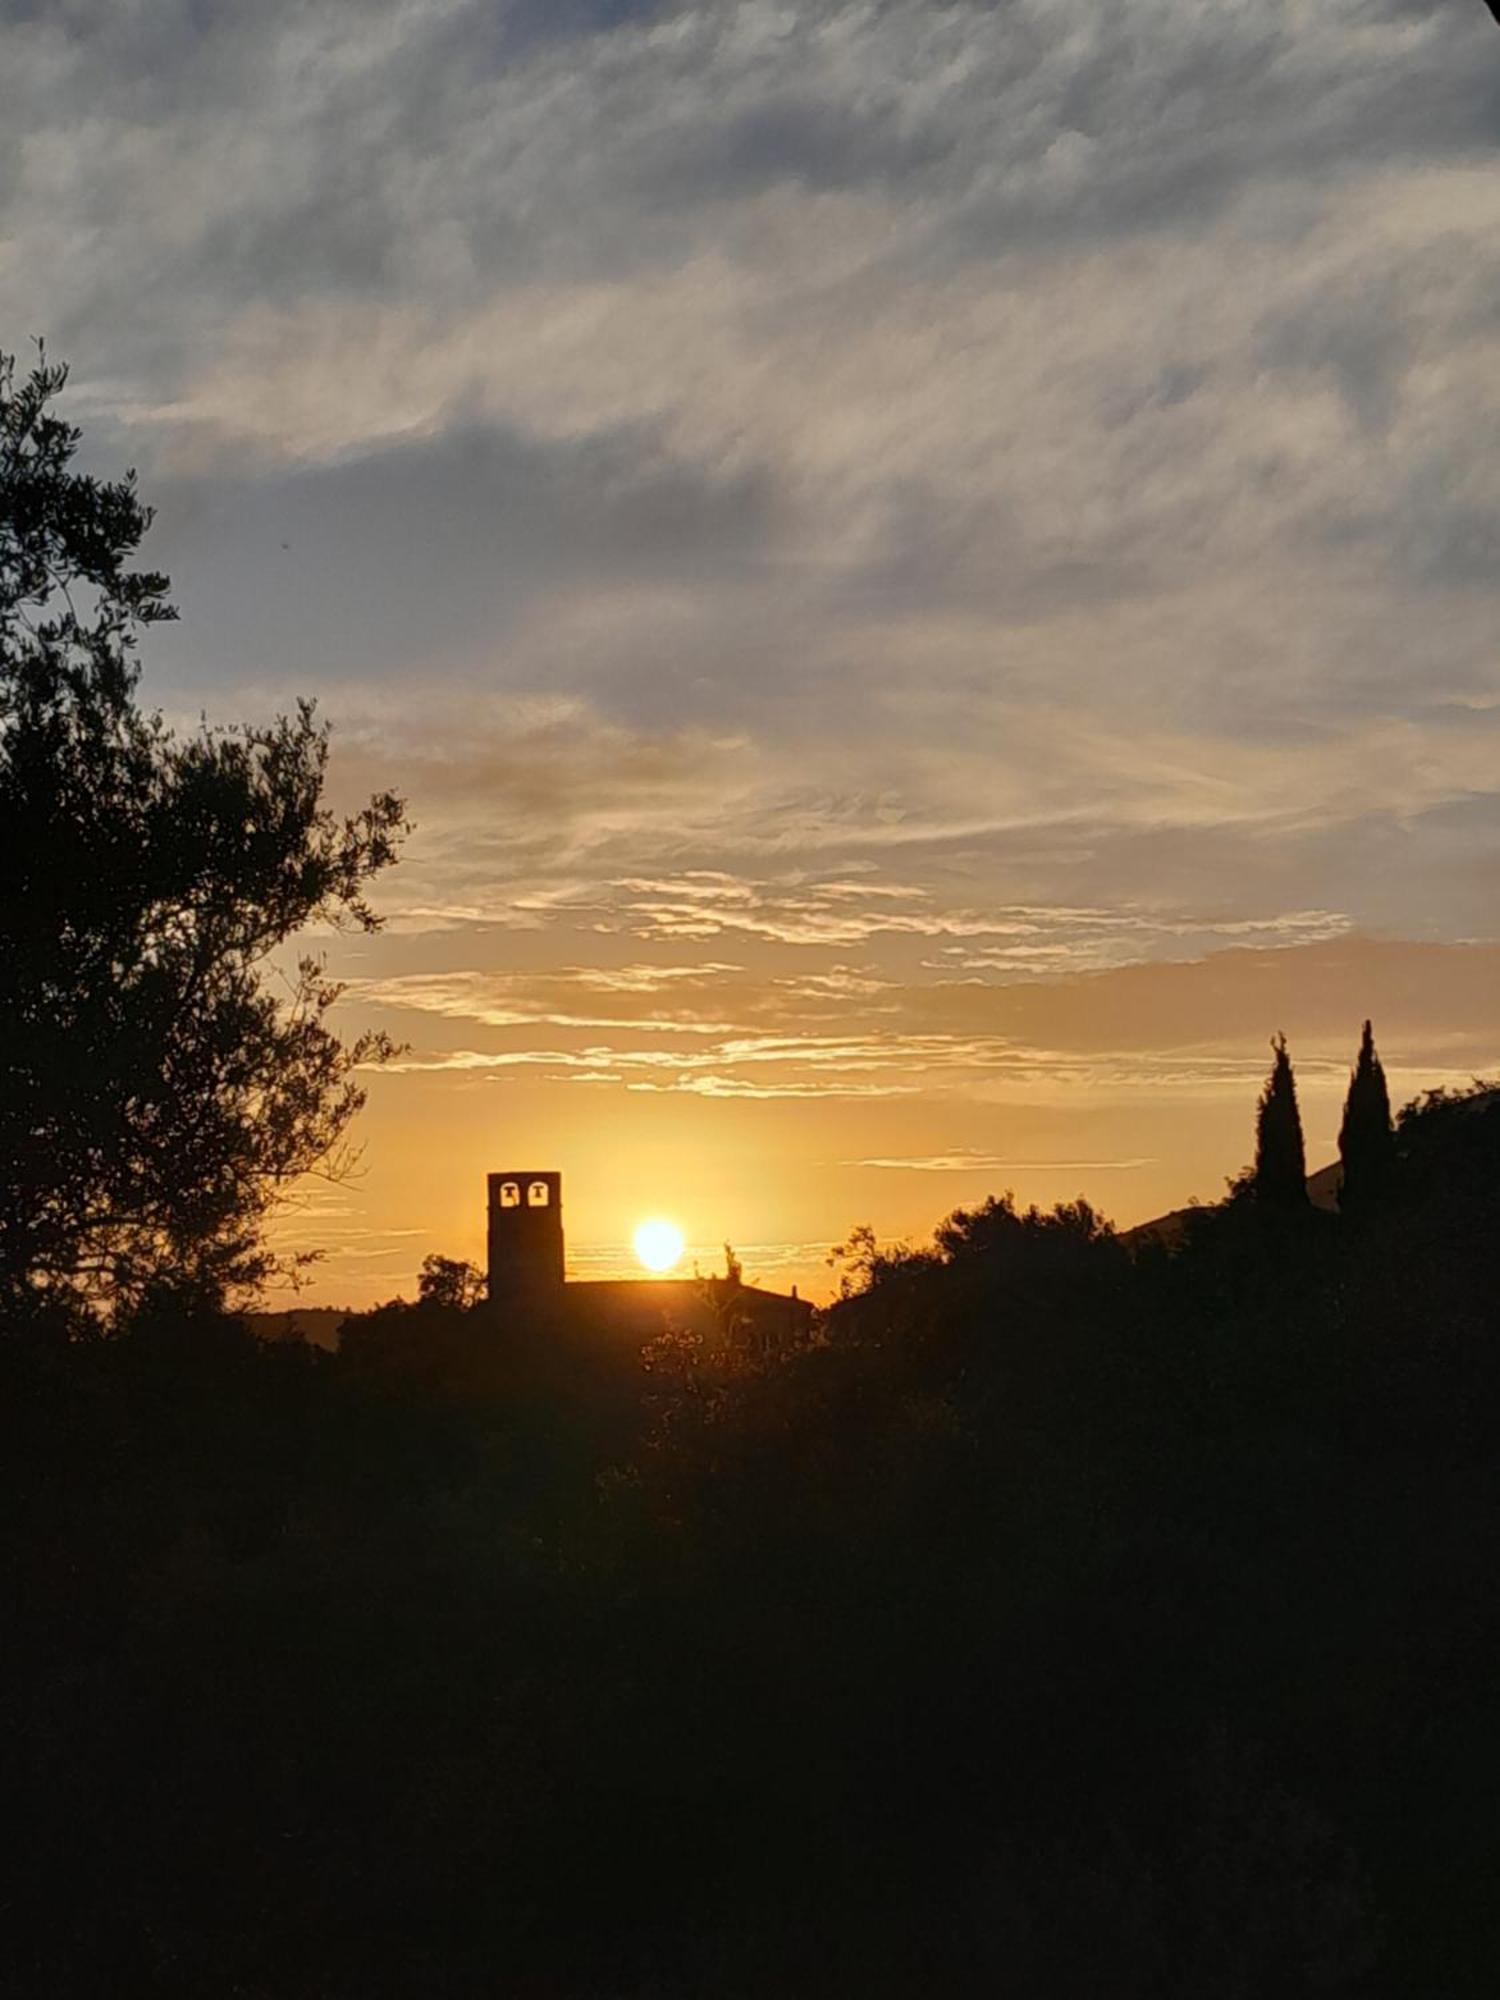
[6,1089,1500,1997]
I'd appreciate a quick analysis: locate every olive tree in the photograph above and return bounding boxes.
[0,348,406,1323]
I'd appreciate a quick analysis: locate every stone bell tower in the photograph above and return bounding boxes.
[486,1170,565,1304]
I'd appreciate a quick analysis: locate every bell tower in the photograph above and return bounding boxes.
[486,1170,565,1304]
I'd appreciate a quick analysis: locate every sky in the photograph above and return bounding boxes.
[5,0,1500,1302]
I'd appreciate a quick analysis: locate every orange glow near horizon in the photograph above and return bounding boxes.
[260,936,1500,1314]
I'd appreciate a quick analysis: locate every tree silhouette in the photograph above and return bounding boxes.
[418,1254,486,1310]
[1338,1020,1393,1211]
[1254,1032,1309,1207]
[0,349,407,1322]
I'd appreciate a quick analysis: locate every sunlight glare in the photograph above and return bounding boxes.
[633,1218,685,1273]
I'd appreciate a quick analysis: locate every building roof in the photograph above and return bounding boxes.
[562,1277,814,1339]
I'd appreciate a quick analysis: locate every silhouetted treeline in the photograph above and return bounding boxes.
[4,1078,1500,1997]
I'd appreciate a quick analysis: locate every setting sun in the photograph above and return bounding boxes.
[632,1218,685,1274]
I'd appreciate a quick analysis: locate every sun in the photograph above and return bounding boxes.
[633,1217,685,1274]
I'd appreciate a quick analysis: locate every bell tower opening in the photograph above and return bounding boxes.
[486,1169,565,1303]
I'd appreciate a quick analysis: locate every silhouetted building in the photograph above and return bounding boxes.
[483,1169,814,1344]
[564,1276,814,1350]
[487,1171,564,1304]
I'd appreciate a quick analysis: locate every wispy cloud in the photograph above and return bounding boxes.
[360,939,1500,1109]
[850,1153,1154,1174]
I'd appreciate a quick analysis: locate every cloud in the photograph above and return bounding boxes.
[12,2,1494,350]
[16,0,1500,786]
[354,937,1500,1108]
[352,965,742,1033]
[144,417,778,692]
[625,1073,921,1100]
[850,1153,1154,1173]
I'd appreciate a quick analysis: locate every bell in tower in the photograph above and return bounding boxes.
[486,1170,565,1304]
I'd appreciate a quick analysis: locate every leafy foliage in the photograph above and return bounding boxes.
[4,1083,1500,1994]
[417,1253,487,1310]
[0,349,407,1321]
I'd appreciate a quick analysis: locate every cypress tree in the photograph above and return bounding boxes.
[1338,1019,1393,1210]
[1254,1032,1309,1206]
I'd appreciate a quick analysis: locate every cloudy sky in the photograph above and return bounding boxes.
[6,0,1500,1299]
